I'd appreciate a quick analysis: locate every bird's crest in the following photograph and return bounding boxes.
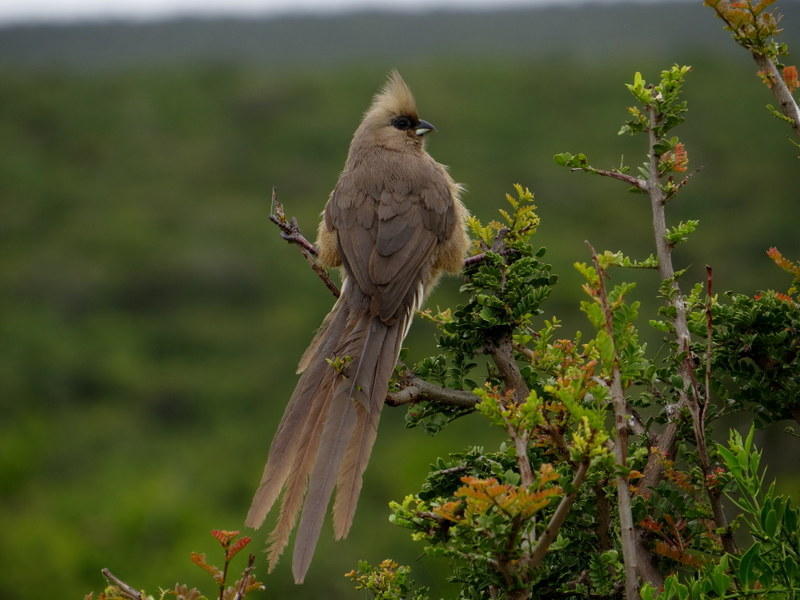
[368,70,418,119]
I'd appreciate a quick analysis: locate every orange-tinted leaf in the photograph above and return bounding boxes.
[783,65,800,91]
[767,247,800,277]
[536,463,560,485]
[191,552,224,584]
[654,541,704,567]
[433,501,464,522]
[211,529,240,546]
[226,536,252,560]
[640,517,663,532]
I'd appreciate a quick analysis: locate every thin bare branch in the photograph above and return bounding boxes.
[463,246,521,269]
[416,510,451,527]
[268,189,340,298]
[463,252,490,268]
[572,166,648,191]
[100,569,143,600]
[269,189,318,256]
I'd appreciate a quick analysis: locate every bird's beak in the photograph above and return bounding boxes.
[415,119,435,136]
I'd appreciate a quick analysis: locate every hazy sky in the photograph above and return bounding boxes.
[0,0,662,24]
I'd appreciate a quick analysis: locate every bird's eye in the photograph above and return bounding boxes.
[391,116,413,130]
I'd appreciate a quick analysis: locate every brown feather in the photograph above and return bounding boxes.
[245,298,351,528]
[332,316,407,539]
[266,374,334,569]
[246,70,471,583]
[291,366,362,582]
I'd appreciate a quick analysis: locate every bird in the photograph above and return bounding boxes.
[245,70,470,584]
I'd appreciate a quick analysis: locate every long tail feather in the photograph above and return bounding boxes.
[290,378,358,583]
[248,282,412,584]
[245,299,350,528]
[332,317,406,539]
[266,375,334,570]
[291,315,382,582]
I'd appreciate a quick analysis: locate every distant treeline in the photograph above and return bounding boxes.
[1,2,800,69]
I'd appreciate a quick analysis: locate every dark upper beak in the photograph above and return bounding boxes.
[415,119,435,136]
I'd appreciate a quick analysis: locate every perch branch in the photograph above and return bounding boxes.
[100,568,143,600]
[463,251,492,268]
[385,373,480,408]
[269,189,318,256]
[270,190,492,284]
[463,247,520,268]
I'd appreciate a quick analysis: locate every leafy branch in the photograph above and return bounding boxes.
[705,0,800,143]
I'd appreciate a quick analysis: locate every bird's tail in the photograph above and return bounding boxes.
[245,284,407,584]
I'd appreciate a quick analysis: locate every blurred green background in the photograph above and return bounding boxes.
[1,2,800,598]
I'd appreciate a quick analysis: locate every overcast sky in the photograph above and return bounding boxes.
[0,0,666,24]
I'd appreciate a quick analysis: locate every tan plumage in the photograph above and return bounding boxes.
[246,71,470,583]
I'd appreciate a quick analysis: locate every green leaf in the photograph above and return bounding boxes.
[554,151,589,168]
[784,505,798,532]
[738,544,759,588]
[641,583,659,600]
[785,555,800,579]
[665,220,700,246]
[595,329,615,366]
[710,570,731,596]
[762,506,778,537]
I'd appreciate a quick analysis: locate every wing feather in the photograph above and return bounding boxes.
[328,158,454,323]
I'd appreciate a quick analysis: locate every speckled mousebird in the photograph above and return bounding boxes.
[245,71,470,584]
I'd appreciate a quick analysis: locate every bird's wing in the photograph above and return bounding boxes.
[328,161,455,322]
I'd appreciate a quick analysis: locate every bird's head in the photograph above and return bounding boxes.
[353,70,435,152]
